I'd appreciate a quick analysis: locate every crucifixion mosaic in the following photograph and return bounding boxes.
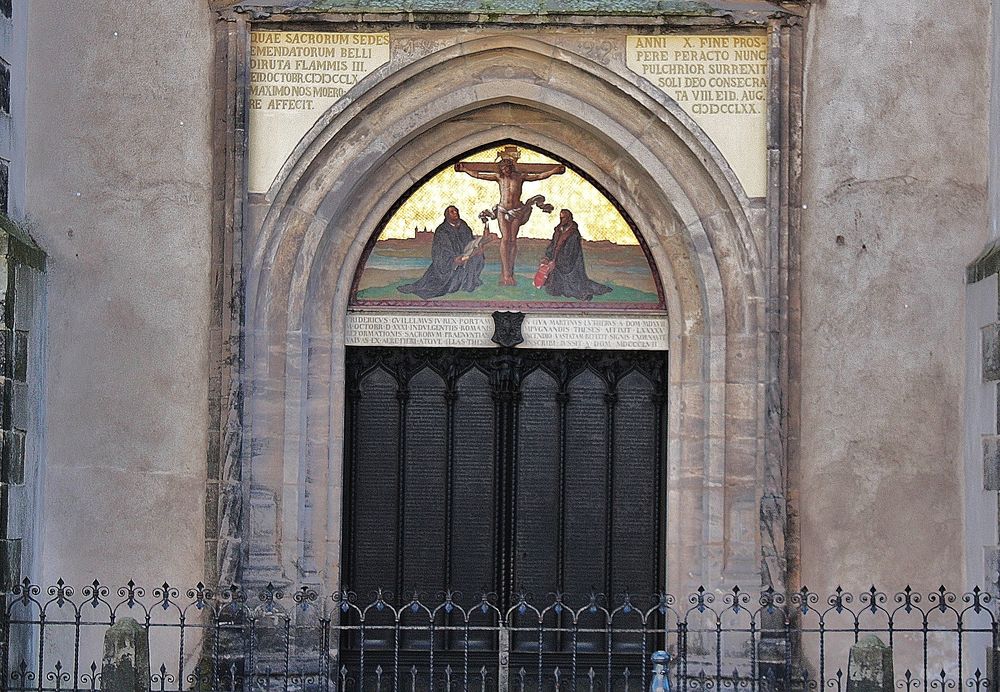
[351,143,665,311]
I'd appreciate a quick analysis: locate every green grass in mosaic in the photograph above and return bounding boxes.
[355,275,658,303]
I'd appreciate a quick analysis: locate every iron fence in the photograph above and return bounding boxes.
[1,578,997,691]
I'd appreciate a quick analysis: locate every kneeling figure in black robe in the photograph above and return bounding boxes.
[399,206,485,299]
[542,209,612,301]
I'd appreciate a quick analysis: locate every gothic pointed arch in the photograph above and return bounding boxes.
[235,34,779,599]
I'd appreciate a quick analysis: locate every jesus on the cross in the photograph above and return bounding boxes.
[454,145,566,286]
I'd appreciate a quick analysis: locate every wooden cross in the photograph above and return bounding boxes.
[453,145,564,178]
[453,145,566,286]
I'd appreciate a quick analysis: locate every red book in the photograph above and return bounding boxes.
[534,260,553,288]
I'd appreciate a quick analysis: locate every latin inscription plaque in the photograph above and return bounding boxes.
[346,312,669,350]
[249,31,390,193]
[626,33,768,197]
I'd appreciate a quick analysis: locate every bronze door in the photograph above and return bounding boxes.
[341,346,667,689]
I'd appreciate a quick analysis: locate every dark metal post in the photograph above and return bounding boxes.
[784,615,793,690]
[499,623,510,691]
[991,621,999,692]
[993,568,1000,692]
[650,651,670,692]
[678,619,688,690]
[0,591,7,692]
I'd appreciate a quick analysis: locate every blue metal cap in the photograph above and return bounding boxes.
[650,650,671,691]
[651,650,670,665]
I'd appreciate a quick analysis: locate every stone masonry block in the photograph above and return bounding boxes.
[12,329,26,381]
[101,617,151,692]
[986,547,1000,595]
[2,428,23,484]
[11,382,27,430]
[13,265,36,328]
[4,482,28,538]
[983,323,1000,381]
[0,537,20,591]
[986,436,1000,490]
[847,635,893,692]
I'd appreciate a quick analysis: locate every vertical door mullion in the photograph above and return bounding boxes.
[395,364,409,600]
[444,362,456,651]
[557,364,569,653]
[509,372,521,606]
[492,354,505,611]
[604,369,617,599]
[344,359,358,590]
[344,354,361,652]
[653,358,668,595]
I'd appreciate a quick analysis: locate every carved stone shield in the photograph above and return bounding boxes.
[491,311,525,348]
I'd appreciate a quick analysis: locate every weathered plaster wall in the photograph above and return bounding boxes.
[799,0,990,590]
[992,0,1000,242]
[25,1,214,585]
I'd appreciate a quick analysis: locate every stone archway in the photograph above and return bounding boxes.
[238,35,772,598]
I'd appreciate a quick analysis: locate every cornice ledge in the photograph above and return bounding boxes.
[217,1,808,23]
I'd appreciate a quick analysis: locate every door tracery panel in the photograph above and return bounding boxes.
[342,346,667,609]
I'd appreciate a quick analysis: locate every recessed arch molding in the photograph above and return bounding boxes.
[220,32,795,600]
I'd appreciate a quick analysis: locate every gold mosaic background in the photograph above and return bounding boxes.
[380,145,638,245]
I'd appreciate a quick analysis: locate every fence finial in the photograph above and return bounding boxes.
[650,650,670,691]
